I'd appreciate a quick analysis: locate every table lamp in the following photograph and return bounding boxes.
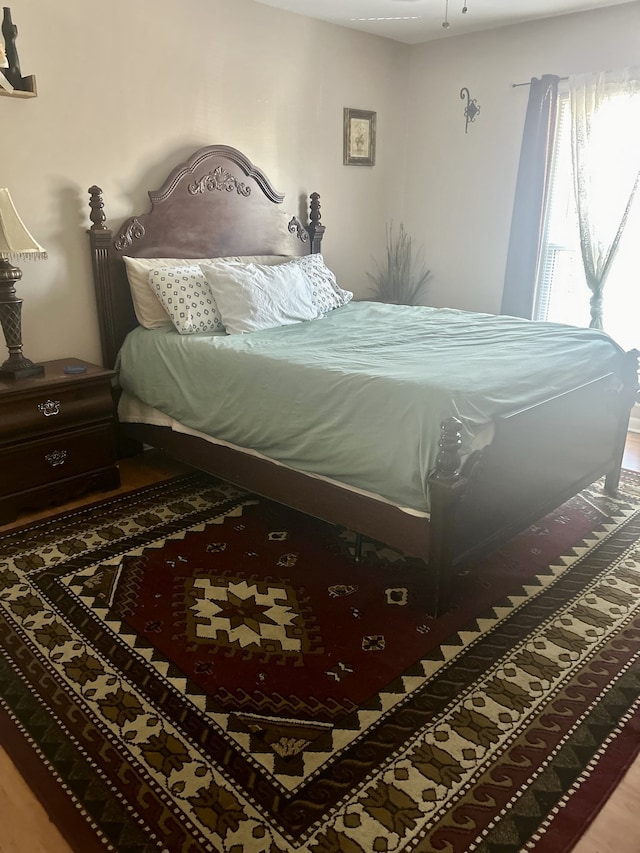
[0,187,46,379]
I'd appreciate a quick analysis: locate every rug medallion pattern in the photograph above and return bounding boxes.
[1,473,640,852]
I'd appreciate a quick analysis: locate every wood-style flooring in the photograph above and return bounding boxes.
[1,436,639,853]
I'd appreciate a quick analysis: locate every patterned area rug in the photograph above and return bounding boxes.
[1,471,640,853]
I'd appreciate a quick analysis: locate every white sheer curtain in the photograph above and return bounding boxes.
[569,67,640,329]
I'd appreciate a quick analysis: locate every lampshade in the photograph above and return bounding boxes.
[0,188,46,259]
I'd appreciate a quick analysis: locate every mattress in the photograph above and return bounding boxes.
[118,390,432,517]
[116,301,624,512]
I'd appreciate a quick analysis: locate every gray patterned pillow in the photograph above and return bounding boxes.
[295,254,353,313]
[148,266,225,334]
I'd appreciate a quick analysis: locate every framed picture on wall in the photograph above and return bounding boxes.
[343,108,376,166]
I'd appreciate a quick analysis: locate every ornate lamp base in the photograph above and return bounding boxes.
[0,258,44,381]
[0,353,44,379]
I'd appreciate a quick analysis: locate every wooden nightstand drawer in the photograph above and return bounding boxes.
[1,382,114,442]
[0,424,117,497]
[0,359,116,443]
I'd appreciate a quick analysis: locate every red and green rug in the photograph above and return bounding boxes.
[1,471,640,852]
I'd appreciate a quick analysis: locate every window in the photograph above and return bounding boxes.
[534,88,640,352]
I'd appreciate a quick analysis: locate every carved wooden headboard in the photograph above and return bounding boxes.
[87,144,325,369]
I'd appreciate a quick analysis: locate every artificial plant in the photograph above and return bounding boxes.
[366,222,431,305]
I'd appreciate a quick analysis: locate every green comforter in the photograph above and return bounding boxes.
[116,301,625,512]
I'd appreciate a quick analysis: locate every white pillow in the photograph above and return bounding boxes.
[199,258,319,334]
[148,266,225,334]
[123,255,296,329]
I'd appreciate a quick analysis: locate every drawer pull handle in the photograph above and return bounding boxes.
[38,399,61,417]
[45,450,67,467]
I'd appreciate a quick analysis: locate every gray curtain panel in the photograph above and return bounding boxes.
[501,75,560,319]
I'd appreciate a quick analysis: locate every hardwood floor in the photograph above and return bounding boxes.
[0,437,639,853]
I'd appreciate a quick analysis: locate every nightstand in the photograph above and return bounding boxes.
[0,358,121,523]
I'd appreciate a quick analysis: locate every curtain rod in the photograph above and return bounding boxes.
[512,76,568,88]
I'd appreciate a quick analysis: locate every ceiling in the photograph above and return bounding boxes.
[252,0,634,44]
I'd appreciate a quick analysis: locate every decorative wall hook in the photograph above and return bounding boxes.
[460,87,480,133]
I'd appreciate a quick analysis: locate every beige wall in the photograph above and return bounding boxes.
[402,1,640,313]
[0,0,408,365]
[3,0,639,368]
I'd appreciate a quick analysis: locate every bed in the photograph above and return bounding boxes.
[87,144,639,615]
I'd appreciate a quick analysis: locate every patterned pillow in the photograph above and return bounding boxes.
[148,266,225,334]
[294,254,353,313]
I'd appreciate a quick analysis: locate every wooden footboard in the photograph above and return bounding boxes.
[427,352,639,615]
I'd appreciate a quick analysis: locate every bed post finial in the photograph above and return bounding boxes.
[308,192,325,254]
[88,185,107,231]
[86,185,119,369]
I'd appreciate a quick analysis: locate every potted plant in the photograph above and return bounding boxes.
[367,222,431,305]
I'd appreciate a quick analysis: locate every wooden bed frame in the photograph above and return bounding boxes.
[87,144,639,615]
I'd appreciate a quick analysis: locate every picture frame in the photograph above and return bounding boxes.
[343,108,376,166]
